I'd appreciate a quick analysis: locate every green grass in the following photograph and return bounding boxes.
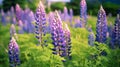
[0,16,120,67]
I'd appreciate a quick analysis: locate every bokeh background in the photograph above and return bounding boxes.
[0,0,120,16]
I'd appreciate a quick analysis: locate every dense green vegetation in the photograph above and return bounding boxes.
[0,16,120,67]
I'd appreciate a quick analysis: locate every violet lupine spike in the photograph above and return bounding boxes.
[8,37,20,67]
[95,6,108,43]
[50,11,64,56]
[18,20,24,34]
[15,4,22,21]
[108,23,113,38]
[74,18,82,28]
[1,9,7,25]
[80,0,87,26]
[111,14,120,48]
[88,27,95,46]
[35,1,47,47]
[69,9,73,26]
[63,7,69,21]
[11,17,17,25]
[63,24,72,60]
[10,24,17,39]
[10,7,15,19]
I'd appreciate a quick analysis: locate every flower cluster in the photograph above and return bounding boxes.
[80,0,87,25]
[88,27,95,46]
[50,11,72,61]
[96,6,108,43]
[16,4,35,33]
[69,9,73,26]
[111,14,120,48]
[63,24,72,60]
[10,24,17,39]
[1,9,6,25]
[34,1,47,47]
[8,37,20,67]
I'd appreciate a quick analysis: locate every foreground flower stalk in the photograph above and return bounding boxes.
[96,6,108,43]
[50,11,72,61]
[35,1,47,47]
[63,24,72,60]
[8,37,20,67]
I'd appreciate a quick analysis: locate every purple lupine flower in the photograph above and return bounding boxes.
[8,37,20,67]
[34,1,47,47]
[1,9,7,25]
[63,24,72,60]
[74,18,82,28]
[15,4,23,21]
[10,7,15,19]
[63,7,69,21]
[18,20,24,34]
[50,11,64,55]
[69,9,73,26]
[50,11,72,61]
[10,24,17,39]
[96,6,108,43]
[108,23,113,38]
[25,9,34,33]
[11,17,17,25]
[111,14,120,48]
[88,27,95,46]
[80,0,87,26]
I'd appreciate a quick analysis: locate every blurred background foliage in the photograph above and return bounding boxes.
[0,0,120,16]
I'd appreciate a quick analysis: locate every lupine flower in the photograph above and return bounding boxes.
[18,20,24,34]
[50,11,72,61]
[8,37,20,67]
[96,6,108,43]
[108,23,113,38]
[11,17,17,25]
[15,4,23,21]
[88,27,95,46]
[111,14,120,48]
[74,18,82,28]
[50,11,64,55]
[63,24,72,60]
[34,1,47,47]
[80,0,87,26]
[69,9,73,26]
[63,7,69,21]
[10,24,17,39]
[10,7,15,20]
[1,9,7,25]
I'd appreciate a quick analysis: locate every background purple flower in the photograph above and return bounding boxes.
[80,0,87,26]
[111,14,120,48]
[10,24,17,39]
[88,27,95,46]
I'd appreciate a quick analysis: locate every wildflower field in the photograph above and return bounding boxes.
[0,0,120,67]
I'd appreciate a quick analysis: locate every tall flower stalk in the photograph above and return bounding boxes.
[50,11,64,56]
[111,14,120,48]
[96,6,108,43]
[50,11,72,61]
[80,0,87,25]
[88,27,95,46]
[63,24,72,60]
[69,9,73,26]
[8,37,20,67]
[34,1,47,47]
[10,24,17,39]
